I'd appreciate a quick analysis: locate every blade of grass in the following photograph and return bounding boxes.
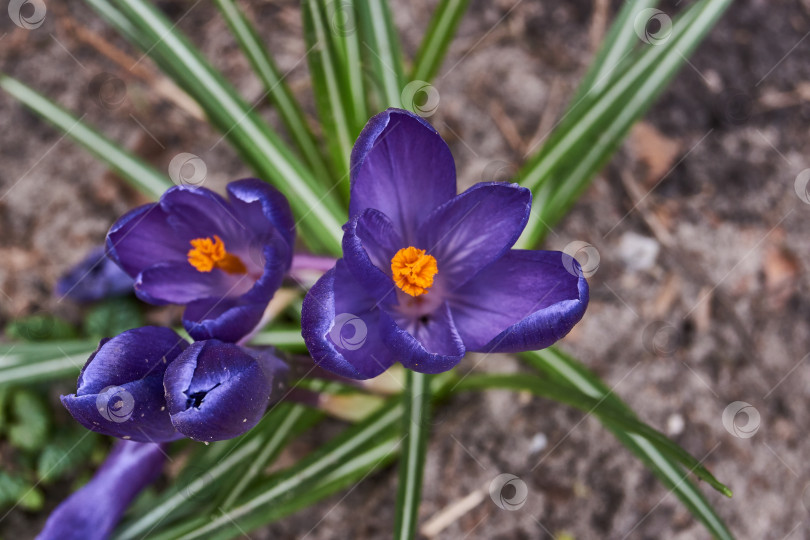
[337,0,368,133]
[302,0,355,195]
[0,75,172,199]
[411,0,470,83]
[522,348,734,540]
[87,0,346,254]
[356,0,405,108]
[516,0,731,246]
[213,0,332,186]
[394,370,431,540]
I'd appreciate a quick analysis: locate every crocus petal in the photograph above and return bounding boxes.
[301,261,398,380]
[227,178,296,259]
[38,440,166,540]
[136,262,252,305]
[182,240,290,342]
[349,108,457,243]
[449,250,589,352]
[342,208,404,283]
[55,246,134,303]
[388,302,466,374]
[159,186,248,250]
[106,203,188,277]
[164,341,288,442]
[61,327,187,442]
[417,182,531,289]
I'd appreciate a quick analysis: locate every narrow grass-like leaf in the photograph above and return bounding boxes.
[394,370,431,540]
[411,0,470,83]
[302,0,355,196]
[337,0,368,133]
[86,0,346,254]
[0,340,96,387]
[213,0,332,186]
[522,348,734,540]
[517,0,731,246]
[247,327,307,351]
[356,0,405,108]
[0,75,172,199]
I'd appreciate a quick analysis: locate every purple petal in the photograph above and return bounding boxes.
[227,178,296,257]
[349,108,457,243]
[136,262,252,305]
[182,240,290,343]
[342,208,403,285]
[417,182,531,289]
[106,203,187,277]
[449,250,589,352]
[301,261,398,380]
[164,341,288,442]
[38,441,166,540]
[55,246,134,303]
[160,186,248,249]
[388,302,465,374]
[61,327,187,442]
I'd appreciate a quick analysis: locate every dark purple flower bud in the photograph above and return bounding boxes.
[106,179,295,343]
[38,440,166,540]
[164,340,288,442]
[55,246,134,303]
[61,326,187,442]
[302,109,589,379]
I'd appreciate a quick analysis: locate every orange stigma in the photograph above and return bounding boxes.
[187,235,247,274]
[391,246,438,297]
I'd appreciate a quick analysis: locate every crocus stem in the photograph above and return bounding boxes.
[291,253,338,273]
[38,440,167,540]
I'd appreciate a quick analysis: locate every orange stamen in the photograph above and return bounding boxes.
[187,235,247,274]
[390,246,438,297]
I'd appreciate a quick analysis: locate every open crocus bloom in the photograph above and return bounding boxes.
[61,326,288,443]
[106,179,294,343]
[302,108,589,379]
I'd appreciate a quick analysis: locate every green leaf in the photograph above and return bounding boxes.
[356,0,406,109]
[83,297,145,339]
[0,74,173,199]
[336,1,368,134]
[394,370,431,540]
[5,314,77,342]
[213,0,332,186]
[411,0,470,83]
[7,389,50,452]
[37,429,99,484]
[517,0,732,246]
[0,472,44,512]
[86,0,346,255]
[522,348,734,540]
[247,327,306,351]
[0,341,96,388]
[302,0,356,195]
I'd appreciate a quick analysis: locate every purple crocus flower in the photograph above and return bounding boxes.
[61,326,288,442]
[55,245,134,303]
[106,179,294,343]
[302,109,589,379]
[38,440,166,540]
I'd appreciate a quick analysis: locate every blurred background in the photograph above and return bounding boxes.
[1,0,809,537]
